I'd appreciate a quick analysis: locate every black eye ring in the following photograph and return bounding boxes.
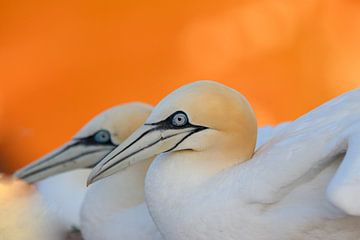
[93,130,111,143]
[171,112,188,127]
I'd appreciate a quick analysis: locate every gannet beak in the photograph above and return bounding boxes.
[87,123,207,185]
[15,140,116,184]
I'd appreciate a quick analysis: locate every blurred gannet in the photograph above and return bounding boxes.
[14,104,149,221]
[89,81,360,240]
[15,104,141,228]
[15,103,163,240]
[0,176,65,240]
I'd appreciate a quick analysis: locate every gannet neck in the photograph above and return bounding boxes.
[100,203,163,240]
[147,151,239,196]
[36,169,90,229]
[80,157,153,240]
[145,124,289,225]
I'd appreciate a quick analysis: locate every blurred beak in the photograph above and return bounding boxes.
[14,140,115,183]
[87,124,207,185]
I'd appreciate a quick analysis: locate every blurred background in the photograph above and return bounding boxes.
[0,0,359,173]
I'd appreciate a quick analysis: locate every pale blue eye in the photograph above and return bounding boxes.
[94,130,111,143]
[172,113,188,127]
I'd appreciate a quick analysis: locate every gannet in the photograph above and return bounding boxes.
[15,103,163,240]
[89,81,360,240]
[15,103,145,229]
[0,176,65,240]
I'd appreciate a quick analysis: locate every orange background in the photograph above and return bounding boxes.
[1,0,360,173]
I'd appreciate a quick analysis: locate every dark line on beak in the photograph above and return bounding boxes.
[18,141,83,174]
[93,127,208,180]
[101,119,207,167]
[98,136,164,175]
[19,148,110,181]
[100,126,161,166]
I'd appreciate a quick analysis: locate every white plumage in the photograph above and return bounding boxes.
[80,158,162,240]
[88,81,360,240]
[36,170,90,229]
[78,123,283,240]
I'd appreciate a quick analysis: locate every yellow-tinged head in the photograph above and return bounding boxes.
[88,81,257,185]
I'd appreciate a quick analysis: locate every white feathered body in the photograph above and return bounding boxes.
[145,89,360,240]
[147,154,360,240]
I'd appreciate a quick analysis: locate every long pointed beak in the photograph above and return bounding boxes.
[14,141,115,183]
[87,124,206,185]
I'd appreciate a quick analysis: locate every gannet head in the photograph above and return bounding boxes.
[15,103,152,183]
[88,81,257,185]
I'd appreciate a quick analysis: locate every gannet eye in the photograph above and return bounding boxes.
[171,112,188,127]
[94,130,111,143]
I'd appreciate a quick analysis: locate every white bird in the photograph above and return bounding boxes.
[15,103,164,240]
[0,176,65,240]
[89,81,360,240]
